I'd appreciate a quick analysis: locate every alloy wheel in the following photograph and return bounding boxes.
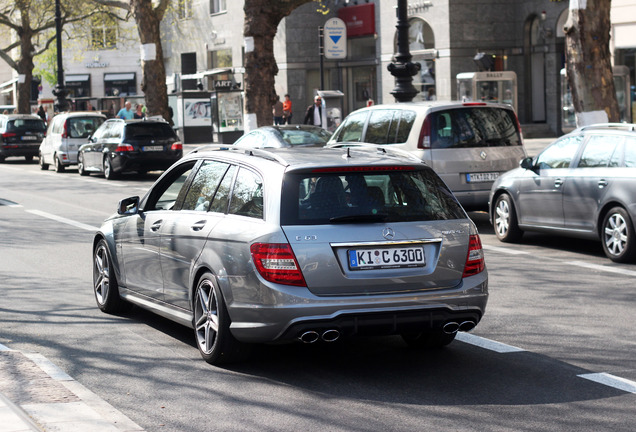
[604,212,628,257]
[194,279,219,355]
[94,243,110,306]
[495,199,511,237]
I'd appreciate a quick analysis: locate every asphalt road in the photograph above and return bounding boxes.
[1,151,635,432]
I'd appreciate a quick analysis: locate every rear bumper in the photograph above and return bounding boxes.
[111,151,183,173]
[453,190,491,211]
[226,273,488,343]
[0,145,39,158]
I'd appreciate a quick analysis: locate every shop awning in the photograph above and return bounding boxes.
[104,73,136,81]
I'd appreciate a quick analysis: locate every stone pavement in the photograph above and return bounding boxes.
[0,344,144,432]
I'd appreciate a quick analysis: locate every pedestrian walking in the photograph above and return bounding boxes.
[303,95,322,126]
[272,95,284,125]
[283,94,293,124]
[116,101,134,120]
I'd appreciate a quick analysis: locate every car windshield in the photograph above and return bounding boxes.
[429,107,521,149]
[281,167,465,225]
[280,129,331,146]
[125,123,176,139]
[7,119,46,132]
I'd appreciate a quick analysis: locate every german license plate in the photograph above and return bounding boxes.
[348,246,426,270]
[143,145,163,151]
[466,172,499,183]
[21,136,38,141]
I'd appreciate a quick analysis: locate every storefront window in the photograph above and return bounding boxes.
[104,73,137,97]
[65,74,91,98]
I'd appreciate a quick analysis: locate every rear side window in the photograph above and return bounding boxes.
[429,108,521,149]
[181,160,230,211]
[624,136,636,167]
[578,135,622,168]
[228,168,264,219]
[281,167,464,225]
[67,117,105,138]
[7,119,46,132]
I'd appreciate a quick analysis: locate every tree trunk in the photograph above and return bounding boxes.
[130,0,171,124]
[16,23,35,114]
[243,0,314,129]
[564,0,618,126]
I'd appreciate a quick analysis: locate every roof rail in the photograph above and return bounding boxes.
[575,123,636,132]
[327,142,424,163]
[188,144,291,166]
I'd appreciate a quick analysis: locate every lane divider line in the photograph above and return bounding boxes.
[578,373,636,394]
[565,260,636,277]
[482,244,529,255]
[26,209,99,232]
[455,332,525,353]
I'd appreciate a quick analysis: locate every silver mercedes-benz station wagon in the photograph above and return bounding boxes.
[93,145,488,364]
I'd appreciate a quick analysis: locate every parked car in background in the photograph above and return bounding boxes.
[490,123,636,263]
[92,145,487,364]
[39,111,106,172]
[327,101,526,210]
[77,118,182,179]
[233,125,332,148]
[0,114,46,163]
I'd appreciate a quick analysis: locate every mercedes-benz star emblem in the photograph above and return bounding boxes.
[382,227,395,240]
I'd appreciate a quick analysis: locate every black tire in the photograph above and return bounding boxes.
[193,273,249,365]
[39,153,49,170]
[493,193,523,242]
[0,156,4,163]
[401,331,456,349]
[78,153,89,176]
[601,207,636,263]
[24,155,33,162]
[93,239,129,313]
[103,156,117,180]
[54,155,65,173]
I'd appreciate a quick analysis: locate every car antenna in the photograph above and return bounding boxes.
[347,147,351,158]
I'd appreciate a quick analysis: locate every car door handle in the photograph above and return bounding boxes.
[554,178,563,188]
[191,220,207,231]
[150,220,163,232]
[598,179,608,188]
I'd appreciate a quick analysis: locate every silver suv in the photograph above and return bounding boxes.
[93,146,488,364]
[328,101,526,210]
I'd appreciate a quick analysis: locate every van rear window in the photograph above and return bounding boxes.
[429,107,521,149]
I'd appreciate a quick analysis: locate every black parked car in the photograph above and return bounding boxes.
[0,114,47,162]
[77,119,182,179]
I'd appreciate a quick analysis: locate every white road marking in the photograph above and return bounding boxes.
[26,209,99,232]
[482,244,529,255]
[565,260,636,277]
[455,332,525,353]
[578,373,636,394]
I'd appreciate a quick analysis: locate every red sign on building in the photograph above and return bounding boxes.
[338,3,376,38]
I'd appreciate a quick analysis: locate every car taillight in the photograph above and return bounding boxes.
[462,234,485,278]
[250,243,306,287]
[418,115,431,149]
[1,132,16,138]
[62,120,68,138]
[171,142,183,151]
[115,144,134,152]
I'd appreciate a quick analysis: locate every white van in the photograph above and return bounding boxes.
[327,101,527,210]
[39,111,106,172]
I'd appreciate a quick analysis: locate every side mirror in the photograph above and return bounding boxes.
[118,196,140,215]
[520,157,534,170]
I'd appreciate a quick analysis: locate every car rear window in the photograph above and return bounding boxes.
[67,117,105,138]
[428,107,521,149]
[7,119,46,132]
[124,123,177,139]
[281,167,464,225]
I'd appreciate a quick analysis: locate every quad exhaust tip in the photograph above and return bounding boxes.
[299,329,340,343]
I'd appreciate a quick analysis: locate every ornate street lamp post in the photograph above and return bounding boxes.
[388,0,420,102]
[53,0,68,112]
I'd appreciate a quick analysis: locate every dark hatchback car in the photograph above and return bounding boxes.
[233,125,332,148]
[78,119,182,179]
[490,123,636,262]
[0,114,47,162]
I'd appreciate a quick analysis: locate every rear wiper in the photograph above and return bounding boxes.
[329,213,388,223]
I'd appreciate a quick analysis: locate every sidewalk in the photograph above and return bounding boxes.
[0,344,144,432]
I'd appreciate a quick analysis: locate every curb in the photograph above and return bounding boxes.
[0,344,145,432]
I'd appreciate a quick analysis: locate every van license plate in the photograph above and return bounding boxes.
[348,246,425,270]
[466,172,499,183]
[143,145,163,151]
